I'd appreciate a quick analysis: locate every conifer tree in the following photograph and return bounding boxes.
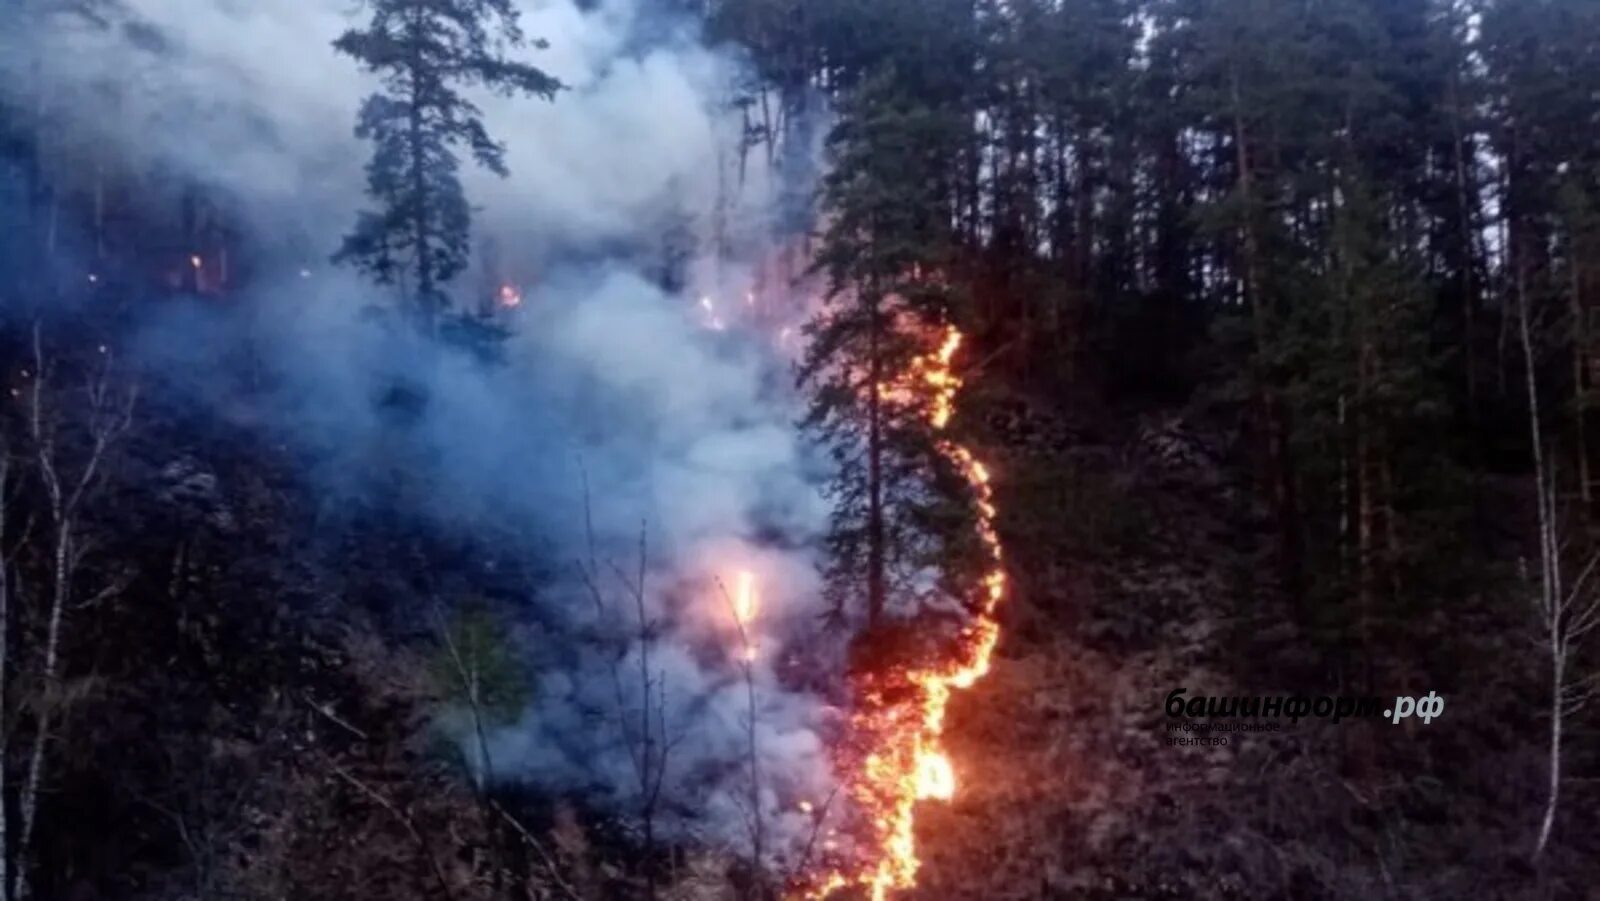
[799,71,969,629]
[333,0,561,334]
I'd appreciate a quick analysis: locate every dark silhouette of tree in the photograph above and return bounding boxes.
[333,0,561,333]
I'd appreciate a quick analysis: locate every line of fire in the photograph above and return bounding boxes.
[2,144,1007,898]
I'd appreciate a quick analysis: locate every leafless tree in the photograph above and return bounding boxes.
[715,575,765,891]
[10,325,135,901]
[576,472,682,899]
[433,603,498,793]
[0,450,18,901]
[1517,263,1600,859]
[432,600,578,898]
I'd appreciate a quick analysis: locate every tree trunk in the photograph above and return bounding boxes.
[0,459,10,901]
[1520,249,1564,859]
[1571,259,1590,509]
[1536,642,1562,858]
[1449,73,1480,421]
[866,287,886,627]
[1230,68,1301,606]
[1357,378,1374,661]
[15,524,70,901]
[407,12,435,336]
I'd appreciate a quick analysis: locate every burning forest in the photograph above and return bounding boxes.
[4,0,1600,899]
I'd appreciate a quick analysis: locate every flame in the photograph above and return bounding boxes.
[498,283,523,308]
[735,569,760,624]
[801,325,1007,900]
[728,569,761,663]
[190,254,203,270]
[914,752,955,801]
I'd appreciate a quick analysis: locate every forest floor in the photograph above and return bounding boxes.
[908,383,1600,900]
[21,330,1600,900]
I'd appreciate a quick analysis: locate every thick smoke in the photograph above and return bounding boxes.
[1,0,839,864]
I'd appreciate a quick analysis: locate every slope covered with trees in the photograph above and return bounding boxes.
[0,0,1598,899]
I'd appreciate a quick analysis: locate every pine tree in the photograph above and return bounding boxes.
[333,0,561,334]
[799,70,969,629]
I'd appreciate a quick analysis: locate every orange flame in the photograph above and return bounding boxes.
[801,325,1007,900]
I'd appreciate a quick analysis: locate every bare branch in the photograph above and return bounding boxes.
[431,603,495,790]
[326,757,458,901]
[714,575,765,875]
[301,692,371,742]
[489,800,581,901]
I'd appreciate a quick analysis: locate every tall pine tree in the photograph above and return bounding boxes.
[333,0,561,333]
[800,66,971,630]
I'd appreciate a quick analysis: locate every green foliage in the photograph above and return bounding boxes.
[797,54,981,626]
[428,604,529,727]
[333,0,561,331]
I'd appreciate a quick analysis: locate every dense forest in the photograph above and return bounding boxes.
[0,0,1598,898]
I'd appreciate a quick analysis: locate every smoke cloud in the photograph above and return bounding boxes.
[1,0,838,863]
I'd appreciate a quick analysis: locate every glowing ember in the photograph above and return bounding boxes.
[801,325,1007,900]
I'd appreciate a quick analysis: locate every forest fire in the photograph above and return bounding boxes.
[802,325,1007,900]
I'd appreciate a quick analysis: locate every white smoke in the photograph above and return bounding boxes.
[1,0,839,864]
[4,0,771,250]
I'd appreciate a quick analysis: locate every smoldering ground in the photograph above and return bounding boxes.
[1,0,842,866]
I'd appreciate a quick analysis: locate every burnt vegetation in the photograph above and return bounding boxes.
[0,0,1598,900]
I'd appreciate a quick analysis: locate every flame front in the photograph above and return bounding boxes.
[801,325,1007,900]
